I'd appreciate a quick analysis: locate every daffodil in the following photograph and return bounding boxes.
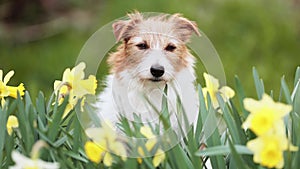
[153,149,166,167]
[6,115,19,135]
[9,151,59,169]
[85,121,127,166]
[0,70,25,107]
[84,141,105,163]
[247,132,298,168]
[202,73,235,108]
[242,94,292,136]
[54,62,97,117]
[137,126,166,167]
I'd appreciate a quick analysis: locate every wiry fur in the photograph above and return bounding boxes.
[96,12,199,126]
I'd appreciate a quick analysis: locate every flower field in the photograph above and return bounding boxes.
[0,63,299,169]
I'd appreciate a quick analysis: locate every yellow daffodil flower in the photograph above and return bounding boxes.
[202,73,235,109]
[0,70,25,107]
[247,132,298,168]
[85,121,127,166]
[54,62,97,117]
[84,141,105,163]
[242,94,292,136]
[137,126,166,167]
[140,126,156,139]
[6,115,19,135]
[153,149,166,167]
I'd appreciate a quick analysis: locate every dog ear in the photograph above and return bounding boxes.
[112,12,143,42]
[174,15,200,42]
[112,20,128,42]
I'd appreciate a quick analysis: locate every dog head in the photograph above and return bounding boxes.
[108,12,200,84]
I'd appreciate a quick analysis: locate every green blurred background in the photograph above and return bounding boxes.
[0,0,299,99]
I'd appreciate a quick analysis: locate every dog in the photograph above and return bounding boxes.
[96,12,200,129]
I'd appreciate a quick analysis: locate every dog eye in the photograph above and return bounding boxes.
[136,43,149,50]
[165,44,176,52]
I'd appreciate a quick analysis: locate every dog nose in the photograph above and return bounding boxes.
[150,65,165,78]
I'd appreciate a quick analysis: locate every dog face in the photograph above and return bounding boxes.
[108,12,199,84]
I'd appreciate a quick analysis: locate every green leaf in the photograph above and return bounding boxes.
[63,151,88,163]
[16,93,34,154]
[186,127,203,168]
[47,94,68,141]
[72,113,82,152]
[124,158,138,169]
[228,138,249,169]
[252,67,264,99]
[168,145,194,169]
[0,105,9,166]
[281,76,292,104]
[229,100,248,144]
[217,94,241,144]
[202,94,226,169]
[294,66,300,87]
[195,145,252,156]
[195,84,205,145]
[234,76,249,119]
[293,80,300,116]
[36,92,47,129]
[291,117,300,168]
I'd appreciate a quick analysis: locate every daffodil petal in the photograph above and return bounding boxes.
[85,127,105,143]
[36,159,60,169]
[103,153,113,167]
[53,80,62,91]
[138,146,145,157]
[202,87,208,99]
[137,157,143,164]
[1,98,5,107]
[153,149,165,167]
[219,86,235,99]
[62,103,73,118]
[11,151,59,169]
[81,75,97,94]
[73,76,97,97]
[7,115,19,135]
[262,94,292,117]
[275,158,284,169]
[6,83,25,98]
[242,114,252,129]
[140,126,155,139]
[243,98,264,114]
[62,68,72,83]
[84,141,104,163]
[111,142,126,155]
[71,62,86,81]
[203,73,220,92]
[145,139,157,151]
[4,70,14,85]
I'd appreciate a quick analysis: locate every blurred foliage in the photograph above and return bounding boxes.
[0,0,299,98]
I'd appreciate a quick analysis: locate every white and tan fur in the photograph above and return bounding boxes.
[96,12,199,127]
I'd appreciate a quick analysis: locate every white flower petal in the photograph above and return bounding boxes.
[10,151,59,169]
[37,159,60,169]
[4,70,14,85]
[85,127,105,143]
[72,62,86,80]
[219,86,235,99]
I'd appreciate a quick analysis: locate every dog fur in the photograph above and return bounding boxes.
[96,12,199,126]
